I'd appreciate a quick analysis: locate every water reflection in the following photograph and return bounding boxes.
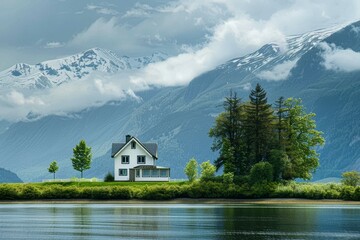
[0,203,359,239]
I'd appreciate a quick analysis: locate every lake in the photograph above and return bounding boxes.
[0,202,359,239]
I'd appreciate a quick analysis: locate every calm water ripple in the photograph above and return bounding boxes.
[0,203,359,239]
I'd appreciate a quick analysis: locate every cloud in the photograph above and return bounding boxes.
[320,42,360,72]
[257,59,298,81]
[0,73,139,121]
[44,41,65,49]
[128,16,286,87]
[86,4,118,15]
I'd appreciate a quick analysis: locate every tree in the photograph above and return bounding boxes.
[48,160,59,180]
[244,83,274,164]
[184,158,198,182]
[209,91,246,175]
[200,160,216,181]
[282,98,325,180]
[249,162,273,184]
[71,140,92,178]
[274,96,287,150]
[341,171,360,187]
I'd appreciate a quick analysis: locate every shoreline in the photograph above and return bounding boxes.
[1,198,360,205]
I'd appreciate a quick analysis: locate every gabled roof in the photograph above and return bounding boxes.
[111,136,158,159]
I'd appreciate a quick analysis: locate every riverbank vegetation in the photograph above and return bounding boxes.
[1,180,360,201]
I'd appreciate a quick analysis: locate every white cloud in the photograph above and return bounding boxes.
[128,16,286,87]
[44,41,64,49]
[257,59,298,81]
[86,4,118,15]
[0,73,139,121]
[320,42,360,72]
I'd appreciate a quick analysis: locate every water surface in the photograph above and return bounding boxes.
[0,203,359,239]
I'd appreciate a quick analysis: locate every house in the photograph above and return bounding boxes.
[111,135,170,181]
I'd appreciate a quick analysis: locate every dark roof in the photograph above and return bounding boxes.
[133,165,169,169]
[111,137,158,159]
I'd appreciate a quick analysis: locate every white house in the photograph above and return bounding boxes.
[111,135,170,181]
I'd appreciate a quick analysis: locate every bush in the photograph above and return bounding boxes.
[223,172,234,185]
[200,161,216,181]
[20,185,41,199]
[0,184,19,200]
[341,171,360,187]
[104,172,114,182]
[250,162,274,184]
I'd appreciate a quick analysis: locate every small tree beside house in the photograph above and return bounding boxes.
[48,160,59,180]
[71,140,92,178]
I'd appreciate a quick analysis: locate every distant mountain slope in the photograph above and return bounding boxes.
[0,48,167,90]
[0,168,22,183]
[0,22,359,182]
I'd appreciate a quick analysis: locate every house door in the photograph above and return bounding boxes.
[129,169,135,182]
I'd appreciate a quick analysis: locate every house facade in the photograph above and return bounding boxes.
[111,135,170,181]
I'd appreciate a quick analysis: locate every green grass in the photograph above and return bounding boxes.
[1,181,360,201]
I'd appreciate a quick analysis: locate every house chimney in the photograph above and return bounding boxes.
[126,135,131,143]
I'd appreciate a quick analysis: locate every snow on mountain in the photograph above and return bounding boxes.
[219,25,343,76]
[0,48,167,90]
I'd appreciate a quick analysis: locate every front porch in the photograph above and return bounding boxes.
[130,165,170,182]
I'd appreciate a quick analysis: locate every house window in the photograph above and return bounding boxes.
[121,155,129,164]
[142,169,150,177]
[137,155,146,164]
[131,141,136,149]
[119,169,128,176]
[135,169,140,178]
[160,169,169,177]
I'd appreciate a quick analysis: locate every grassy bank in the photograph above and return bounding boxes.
[0,181,360,201]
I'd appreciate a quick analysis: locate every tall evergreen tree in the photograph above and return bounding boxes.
[244,83,274,164]
[274,96,287,150]
[209,91,246,175]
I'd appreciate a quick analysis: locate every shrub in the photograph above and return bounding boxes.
[20,185,41,199]
[223,172,234,185]
[104,172,114,182]
[341,171,360,187]
[0,184,18,200]
[200,160,216,181]
[111,186,133,199]
[250,162,274,184]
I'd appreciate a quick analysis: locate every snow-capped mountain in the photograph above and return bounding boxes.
[0,48,167,90]
[0,21,359,182]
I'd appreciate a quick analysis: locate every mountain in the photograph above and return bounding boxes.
[0,48,167,90]
[0,21,359,182]
[0,168,22,183]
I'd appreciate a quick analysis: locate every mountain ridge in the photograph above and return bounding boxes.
[0,22,359,182]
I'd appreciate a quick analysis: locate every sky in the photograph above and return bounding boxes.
[1,0,360,121]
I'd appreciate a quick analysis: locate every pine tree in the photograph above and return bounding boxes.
[71,140,92,178]
[209,91,246,175]
[244,83,274,164]
[274,96,287,150]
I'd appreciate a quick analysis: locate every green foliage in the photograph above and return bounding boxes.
[104,172,115,182]
[245,83,274,164]
[282,98,325,180]
[268,150,288,181]
[184,158,198,182]
[249,162,274,184]
[0,184,18,200]
[223,172,234,185]
[71,140,92,178]
[341,171,360,187]
[200,160,216,181]
[48,160,59,179]
[209,91,247,175]
[209,84,324,181]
